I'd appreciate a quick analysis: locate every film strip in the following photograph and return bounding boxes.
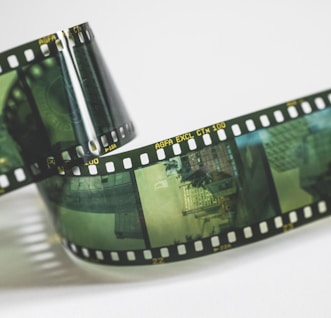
[1,23,331,266]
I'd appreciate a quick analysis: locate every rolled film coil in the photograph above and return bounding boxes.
[0,22,135,195]
[1,24,331,266]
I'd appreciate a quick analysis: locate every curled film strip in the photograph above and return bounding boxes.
[0,22,135,194]
[1,23,331,266]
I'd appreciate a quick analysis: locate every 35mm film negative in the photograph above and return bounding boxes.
[1,23,331,266]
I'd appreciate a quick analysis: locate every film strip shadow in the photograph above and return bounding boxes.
[1,190,330,287]
[0,186,114,287]
[1,186,256,286]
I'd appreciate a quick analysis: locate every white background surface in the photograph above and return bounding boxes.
[1,0,331,317]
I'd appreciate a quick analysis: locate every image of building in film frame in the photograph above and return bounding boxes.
[164,136,281,232]
[171,142,238,226]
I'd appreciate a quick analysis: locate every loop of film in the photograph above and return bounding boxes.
[0,22,136,195]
